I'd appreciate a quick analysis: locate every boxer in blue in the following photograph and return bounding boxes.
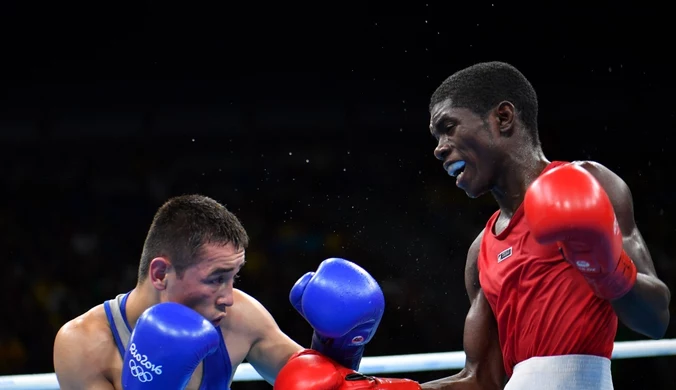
[53,194,421,389]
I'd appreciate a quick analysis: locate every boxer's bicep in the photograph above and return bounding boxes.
[461,230,505,388]
[422,232,504,389]
[460,291,505,389]
[53,322,115,390]
[577,160,658,276]
[580,161,671,338]
[464,230,484,302]
[240,293,303,385]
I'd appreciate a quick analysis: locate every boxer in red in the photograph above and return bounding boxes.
[421,62,671,389]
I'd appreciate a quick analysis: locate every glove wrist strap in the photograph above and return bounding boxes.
[590,250,638,301]
[310,332,364,371]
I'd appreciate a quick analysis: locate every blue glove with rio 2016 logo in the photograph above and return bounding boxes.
[121,302,220,389]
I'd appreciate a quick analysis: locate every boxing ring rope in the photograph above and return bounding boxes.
[1,339,675,389]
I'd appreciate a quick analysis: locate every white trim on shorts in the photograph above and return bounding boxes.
[504,355,613,390]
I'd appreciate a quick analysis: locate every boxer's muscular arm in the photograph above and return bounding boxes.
[422,230,505,390]
[53,315,115,390]
[238,290,303,385]
[577,161,671,339]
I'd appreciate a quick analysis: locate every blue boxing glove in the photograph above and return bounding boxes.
[290,258,385,371]
[122,302,220,389]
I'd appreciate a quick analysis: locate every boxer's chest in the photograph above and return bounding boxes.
[479,216,563,304]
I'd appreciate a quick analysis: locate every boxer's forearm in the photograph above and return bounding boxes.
[612,273,671,339]
[420,379,476,389]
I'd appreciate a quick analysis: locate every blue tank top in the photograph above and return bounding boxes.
[103,292,232,389]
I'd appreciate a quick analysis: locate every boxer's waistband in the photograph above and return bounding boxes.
[505,355,613,390]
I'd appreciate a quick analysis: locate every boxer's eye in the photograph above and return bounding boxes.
[445,123,457,136]
[210,275,227,285]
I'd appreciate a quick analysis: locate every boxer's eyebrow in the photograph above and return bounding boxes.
[210,261,246,275]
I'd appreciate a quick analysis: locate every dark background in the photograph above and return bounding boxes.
[1,1,674,388]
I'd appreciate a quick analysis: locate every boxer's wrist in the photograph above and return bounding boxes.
[586,250,638,301]
[311,331,364,371]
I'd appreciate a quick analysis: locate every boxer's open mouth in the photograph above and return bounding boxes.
[445,160,466,177]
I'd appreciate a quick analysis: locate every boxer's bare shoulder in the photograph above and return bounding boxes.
[222,289,270,330]
[54,304,119,389]
[570,161,630,199]
[221,288,303,384]
[222,288,302,355]
[219,289,267,363]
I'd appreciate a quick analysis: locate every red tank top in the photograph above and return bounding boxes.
[478,161,617,377]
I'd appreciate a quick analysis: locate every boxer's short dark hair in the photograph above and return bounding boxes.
[429,61,540,145]
[137,194,249,282]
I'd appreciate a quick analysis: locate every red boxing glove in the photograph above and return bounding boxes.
[274,349,421,390]
[524,163,637,300]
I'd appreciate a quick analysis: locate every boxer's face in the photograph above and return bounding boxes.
[430,99,502,198]
[166,243,246,326]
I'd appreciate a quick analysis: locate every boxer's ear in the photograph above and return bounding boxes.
[149,257,170,290]
[495,101,515,135]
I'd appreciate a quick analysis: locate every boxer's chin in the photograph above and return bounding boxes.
[456,167,477,196]
[455,166,469,189]
[458,170,489,199]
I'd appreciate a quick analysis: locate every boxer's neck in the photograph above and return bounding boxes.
[124,284,162,329]
[491,146,549,217]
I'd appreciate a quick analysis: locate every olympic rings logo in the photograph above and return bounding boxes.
[128,343,163,375]
[129,360,154,383]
